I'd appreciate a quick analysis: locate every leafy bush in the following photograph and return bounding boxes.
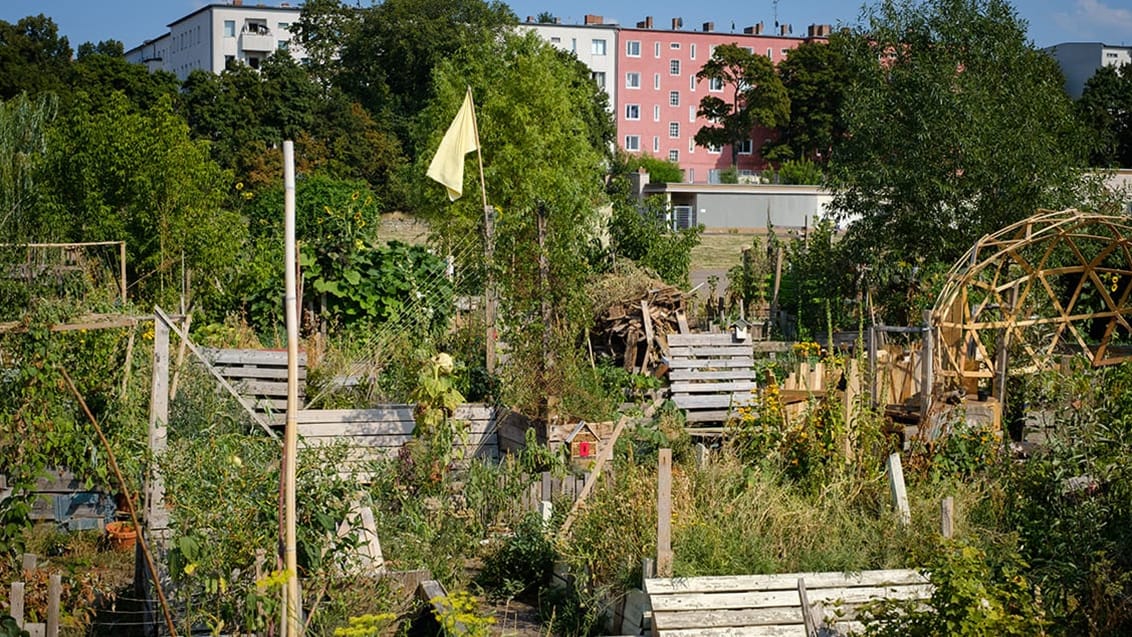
[478,513,555,600]
[860,541,1048,636]
[608,195,702,287]
[777,158,824,185]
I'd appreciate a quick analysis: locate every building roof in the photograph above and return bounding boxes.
[167,2,301,28]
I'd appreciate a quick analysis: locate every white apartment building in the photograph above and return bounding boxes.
[125,2,305,81]
[1044,42,1132,98]
[518,16,619,112]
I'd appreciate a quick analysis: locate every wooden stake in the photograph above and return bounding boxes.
[656,448,673,578]
[46,573,60,637]
[887,453,911,526]
[941,496,955,539]
[147,317,169,531]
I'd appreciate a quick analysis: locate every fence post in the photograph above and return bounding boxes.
[47,573,61,637]
[656,449,673,577]
[10,582,24,628]
[887,453,911,526]
[921,310,934,422]
[941,496,955,539]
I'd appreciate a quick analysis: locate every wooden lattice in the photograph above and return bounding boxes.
[932,209,1132,388]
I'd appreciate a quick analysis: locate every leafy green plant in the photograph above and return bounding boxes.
[478,512,555,600]
[859,541,1048,636]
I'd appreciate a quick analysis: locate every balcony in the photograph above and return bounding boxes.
[240,25,274,52]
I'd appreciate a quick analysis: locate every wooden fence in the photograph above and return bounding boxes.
[6,555,62,637]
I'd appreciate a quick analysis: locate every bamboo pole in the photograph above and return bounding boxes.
[466,86,497,376]
[282,140,302,636]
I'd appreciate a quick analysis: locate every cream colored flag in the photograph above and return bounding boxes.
[426,89,480,201]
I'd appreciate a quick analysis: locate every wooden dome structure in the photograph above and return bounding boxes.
[932,209,1132,390]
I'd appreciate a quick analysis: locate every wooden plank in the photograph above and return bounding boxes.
[673,394,759,410]
[670,357,755,369]
[669,334,748,347]
[201,347,308,366]
[941,496,954,539]
[671,381,758,394]
[676,310,690,334]
[658,625,806,636]
[669,369,759,381]
[208,366,307,380]
[297,421,496,438]
[645,570,926,595]
[648,585,932,612]
[653,607,808,629]
[46,573,60,637]
[669,345,755,358]
[684,410,735,423]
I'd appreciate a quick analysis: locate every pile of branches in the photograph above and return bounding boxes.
[589,264,685,372]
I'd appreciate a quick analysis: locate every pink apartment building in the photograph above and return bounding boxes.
[616,18,830,183]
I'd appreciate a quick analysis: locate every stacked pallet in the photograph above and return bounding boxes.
[591,284,685,373]
[200,347,307,416]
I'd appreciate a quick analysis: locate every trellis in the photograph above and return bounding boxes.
[932,209,1132,391]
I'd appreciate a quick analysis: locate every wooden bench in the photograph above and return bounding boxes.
[644,568,931,636]
[201,347,307,415]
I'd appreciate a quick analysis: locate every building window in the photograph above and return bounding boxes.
[689,105,696,122]
[224,20,235,37]
[668,149,679,162]
[653,136,660,152]
[571,38,577,53]
[669,91,680,106]
[768,48,774,59]
[709,76,724,92]
[670,59,681,75]
[653,105,660,121]
[626,72,641,88]
[707,143,722,154]
[626,40,641,56]
[278,22,290,32]
[738,139,753,154]
[691,43,697,59]
[248,56,261,69]
[654,42,661,57]
[689,74,696,91]
[625,104,640,120]
[669,122,679,138]
[278,40,289,50]
[670,42,681,49]
[592,39,607,55]
[625,135,641,151]
[654,73,661,89]
[550,36,561,44]
[689,138,696,153]
[592,71,606,89]
[224,54,235,67]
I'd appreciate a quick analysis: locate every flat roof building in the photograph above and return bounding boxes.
[1044,42,1132,98]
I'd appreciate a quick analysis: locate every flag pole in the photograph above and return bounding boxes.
[467,86,497,375]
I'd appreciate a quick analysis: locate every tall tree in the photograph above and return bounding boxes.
[694,43,789,169]
[1077,63,1132,168]
[768,39,852,165]
[38,92,243,311]
[417,31,610,413]
[335,0,516,156]
[0,15,72,99]
[829,0,1088,272]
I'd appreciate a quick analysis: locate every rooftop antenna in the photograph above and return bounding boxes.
[773,0,779,28]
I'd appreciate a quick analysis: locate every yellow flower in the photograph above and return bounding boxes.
[184,562,197,575]
[235,182,244,190]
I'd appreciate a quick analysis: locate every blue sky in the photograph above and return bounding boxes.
[1,0,1130,51]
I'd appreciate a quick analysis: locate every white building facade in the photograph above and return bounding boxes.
[1044,42,1132,98]
[126,3,305,81]
[518,17,619,113]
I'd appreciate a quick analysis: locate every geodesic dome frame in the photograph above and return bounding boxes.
[932,209,1132,387]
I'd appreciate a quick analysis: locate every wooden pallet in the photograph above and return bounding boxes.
[668,333,765,423]
[643,569,931,636]
[283,404,499,477]
[200,347,307,415]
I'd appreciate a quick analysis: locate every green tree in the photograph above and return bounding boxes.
[417,31,610,414]
[617,152,684,183]
[336,0,516,155]
[694,43,789,169]
[829,0,1088,272]
[769,39,851,164]
[1077,63,1132,168]
[0,15,72,99]
[69,43,179,112]
[38,92,243,312]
